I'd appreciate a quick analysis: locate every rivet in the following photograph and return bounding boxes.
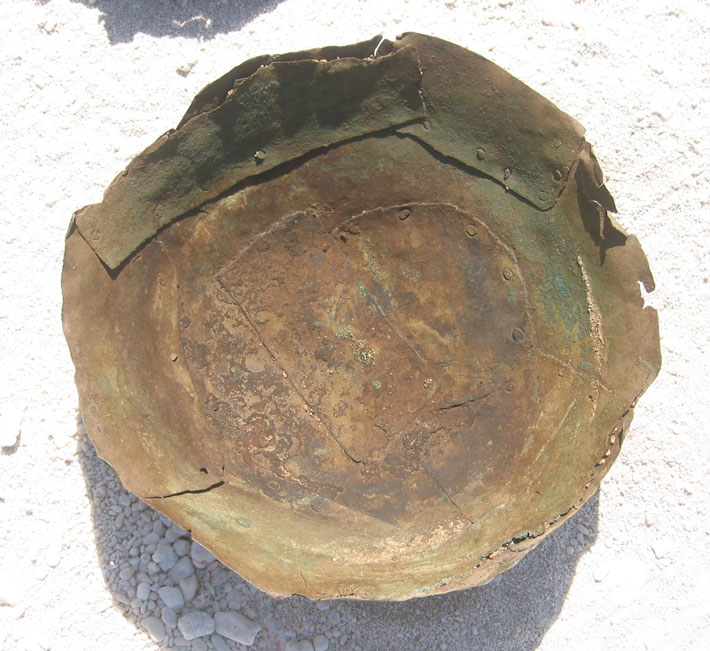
[512,328,525,343]
[553,137,562,149]
[254,150,266,164]
[503,168,511,180]
[91,229,101,241]
[504,382,515,393]
[537,189,549,202]
[423,120,431,130]
[398,209,410,221]
[465,224,478,237]
[476,148,486,161]
[553,169,563,181]
[502,268,513,281]
[267,480,280,491]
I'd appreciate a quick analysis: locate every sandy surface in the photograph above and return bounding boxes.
[1,0,708,649]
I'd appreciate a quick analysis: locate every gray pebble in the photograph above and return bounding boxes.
[173,539,190,557]
[214,611,261,646]
[136,581,151,601]
[158,586,184,610]
[211,634,230,651]
[171,555,195,582]
[177,611,215,640]
[180,574,199,602]
[225,588,244,609]
[162,606,178,628]
[142,616,166,642]
[153,543,178,571]
[143,532,160,546]
[190,541,216,569]
[119,565,134,581]
[192,638,208,651]
[165,528,181,543]
[313,634,329,651]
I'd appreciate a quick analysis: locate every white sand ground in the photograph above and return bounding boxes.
[1,1,708,649]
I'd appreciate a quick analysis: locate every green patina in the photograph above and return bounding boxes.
[335,325,355,340]
[335,325,377,364]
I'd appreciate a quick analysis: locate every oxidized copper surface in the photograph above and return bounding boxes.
[62,33,661,600]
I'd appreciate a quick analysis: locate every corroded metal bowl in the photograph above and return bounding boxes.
[62,34,660,600]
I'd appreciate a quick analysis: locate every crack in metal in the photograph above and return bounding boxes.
[434,387,498,411]
[144,480,225,500]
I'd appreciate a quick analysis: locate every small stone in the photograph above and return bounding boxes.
[214,611,261,646]
[143,532,160,546]
[119,566,134,581]
[315,601,330,611]
[226,587,245,609]
[170,555,195,582]
[142,616,166,642]
[157,586,184,610]
[313,635,329,651]
[136,581,151,601]
[177,611,215,640]
[190,541,216,569]
[162,606,178,628]
[153,543,178,571]
[289,642,315,651]
[115,592,130,605]
[192,638,208,651]
[180,574,199,602]
[147,561,160,575]
[173,539,190,557]
[211,634,230,651]
[165,528,180,543]
[565,545,575,555]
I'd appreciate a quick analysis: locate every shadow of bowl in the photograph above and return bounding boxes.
[76,414,599,650]
[69,0,286,44]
